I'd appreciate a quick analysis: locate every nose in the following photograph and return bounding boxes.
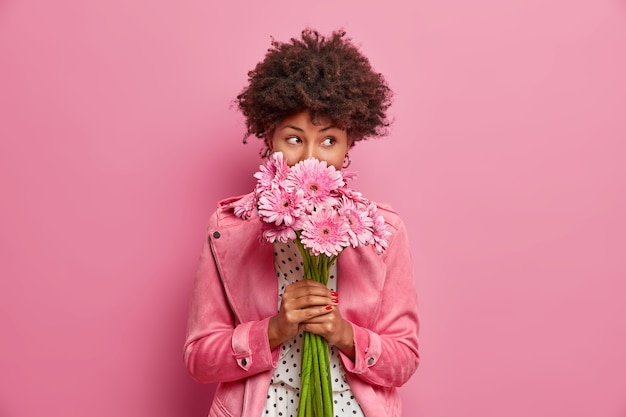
[303,143,318,161]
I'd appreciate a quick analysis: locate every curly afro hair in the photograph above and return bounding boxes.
[236,28,393,145]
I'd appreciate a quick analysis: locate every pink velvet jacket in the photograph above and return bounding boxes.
[184,194,420,417]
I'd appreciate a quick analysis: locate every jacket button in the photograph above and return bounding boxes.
[241,358,247,366]
[367,357,375,365]
[213,231,221,239]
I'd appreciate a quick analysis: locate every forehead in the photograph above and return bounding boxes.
[278,110,336,129]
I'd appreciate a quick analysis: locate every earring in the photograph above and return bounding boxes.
[342,153,351,168]
[259,146,271,159]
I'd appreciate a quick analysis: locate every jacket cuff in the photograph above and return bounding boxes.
[231,317,279,371]
[338,322,381,374]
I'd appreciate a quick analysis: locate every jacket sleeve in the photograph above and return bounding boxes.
[183,225,279,384]
[338,213,420,387]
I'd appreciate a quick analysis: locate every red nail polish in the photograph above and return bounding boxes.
[331,298,338,303]
[325,305,333,311]
[330,291,338,296]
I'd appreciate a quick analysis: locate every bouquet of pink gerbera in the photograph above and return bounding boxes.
[234,152,390,417]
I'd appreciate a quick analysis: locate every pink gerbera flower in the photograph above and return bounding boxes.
[253,152,290,193]
[262,220,300,243]
[338,196,374,247]
[337,186,370,210]
[286,158,344,212]
[233,193,256,220]
[341,171,358,182]
[258,187,304,226]
[300,208,350,257]
[370,204,391,255]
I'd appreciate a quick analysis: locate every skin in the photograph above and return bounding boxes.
[266,110,356,360]
[267,109,352,170]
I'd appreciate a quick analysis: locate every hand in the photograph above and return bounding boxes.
[268,280,355,359]
[300,300,355,359]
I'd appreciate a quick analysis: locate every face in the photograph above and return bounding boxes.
[268,110,351,170]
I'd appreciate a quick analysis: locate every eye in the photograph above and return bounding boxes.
[322,137,336,146]
[286,136,301,145]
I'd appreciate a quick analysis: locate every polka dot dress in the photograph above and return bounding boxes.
[262,241,365,417]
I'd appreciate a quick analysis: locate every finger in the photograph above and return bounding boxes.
[300,304,337,322]
[285,279,333,294]
[283,294,336,312]
[300,310,346,342]
[283,286,334,304]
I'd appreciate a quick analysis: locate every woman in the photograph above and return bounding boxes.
[184,28,419,417]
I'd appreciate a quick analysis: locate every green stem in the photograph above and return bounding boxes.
[311,333,323,416]
[315,333,333,417]
[298,332,312,417]
[295,234,335,417]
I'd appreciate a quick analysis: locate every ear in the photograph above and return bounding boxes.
[347,134,357,149]
[265,130,274,151]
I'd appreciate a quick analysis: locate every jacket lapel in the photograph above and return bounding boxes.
[211,217,278,324]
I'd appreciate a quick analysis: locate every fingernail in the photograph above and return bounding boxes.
[331,298,338,303]
[330,291,338,296]
[325,305,333,311]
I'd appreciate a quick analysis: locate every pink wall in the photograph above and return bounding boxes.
[1,1,625,416]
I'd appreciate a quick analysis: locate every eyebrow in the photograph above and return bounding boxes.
[283,124,335,132]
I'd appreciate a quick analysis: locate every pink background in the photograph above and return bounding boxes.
[1,1,625,416]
